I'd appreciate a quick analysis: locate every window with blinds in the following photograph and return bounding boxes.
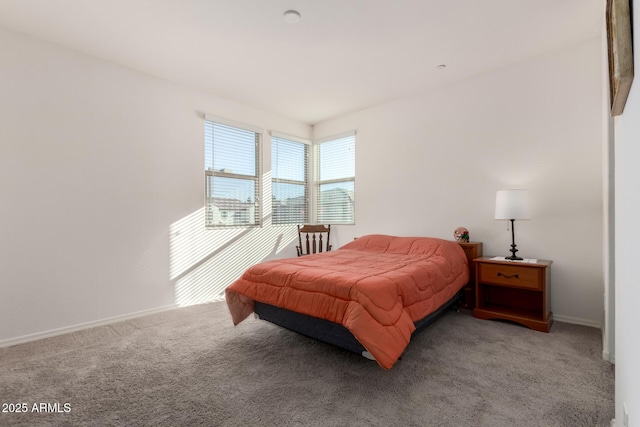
[204,119,261,227]
[316,132,356,224]
[271,135,309,225]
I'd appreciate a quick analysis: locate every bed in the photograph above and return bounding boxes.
[225,234,470,369]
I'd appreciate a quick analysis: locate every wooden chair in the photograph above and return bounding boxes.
[296,225,332,256]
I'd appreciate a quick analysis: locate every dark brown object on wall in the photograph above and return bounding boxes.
[606,0,634,116]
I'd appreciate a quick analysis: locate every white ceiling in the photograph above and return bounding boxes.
[0,0,603,125]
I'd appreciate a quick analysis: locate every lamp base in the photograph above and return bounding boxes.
[507,240,522,260]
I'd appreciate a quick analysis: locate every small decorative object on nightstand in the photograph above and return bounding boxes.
[453,226,470,243]
[473,257,552,332]
[457,241,483,310]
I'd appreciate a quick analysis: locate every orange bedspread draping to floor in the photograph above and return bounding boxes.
[226,234,469,369]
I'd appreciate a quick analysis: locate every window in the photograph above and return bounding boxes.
[316,132,356,224]
[204,117,261,227]
[271,134,309,225]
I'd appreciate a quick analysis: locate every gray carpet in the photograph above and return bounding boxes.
[0,301,614,426]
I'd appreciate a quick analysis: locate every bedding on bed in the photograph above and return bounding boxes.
[225,234,469,369]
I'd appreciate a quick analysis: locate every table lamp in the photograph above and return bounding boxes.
[495,189,531,260]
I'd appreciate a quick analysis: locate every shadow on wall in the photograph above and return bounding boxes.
[169,173,299,306]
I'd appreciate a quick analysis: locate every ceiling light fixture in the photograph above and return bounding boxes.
[283,10,301,24]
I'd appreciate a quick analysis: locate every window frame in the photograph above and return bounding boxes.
[270,132,310,226]
[204,115,262,228]
[314,131,356,225]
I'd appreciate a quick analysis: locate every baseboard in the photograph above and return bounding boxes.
[0,304,179,348]
[553,314,602,330]
[554,315,613,364]
[602,350,615,363]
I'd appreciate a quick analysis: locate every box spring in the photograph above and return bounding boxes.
[253,289,463,360]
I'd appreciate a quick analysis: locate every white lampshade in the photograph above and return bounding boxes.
[495,189,531,220]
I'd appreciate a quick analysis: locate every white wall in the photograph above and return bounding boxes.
[602,10,616,363]
[614,1,640,422]
[315,38,605,327]
[0,27,310,344]
[0,25,608,344]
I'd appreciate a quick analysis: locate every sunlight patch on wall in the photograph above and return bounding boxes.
[169,207,245,280]
[173,221,297,306]
[170,172,299,307]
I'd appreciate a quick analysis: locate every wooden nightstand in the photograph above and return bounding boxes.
[457,242,483,310]
[473,257,553,332]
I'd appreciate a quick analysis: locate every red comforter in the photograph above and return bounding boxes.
[226,234,469,369]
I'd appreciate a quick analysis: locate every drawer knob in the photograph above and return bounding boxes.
[497,272,519,279]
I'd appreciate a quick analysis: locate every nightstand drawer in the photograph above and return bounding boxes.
[478,263,540,290]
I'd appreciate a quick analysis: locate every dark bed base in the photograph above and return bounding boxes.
[253,289,463,361]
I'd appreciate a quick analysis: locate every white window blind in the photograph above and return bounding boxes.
[204,119,261,227]
[272,135,309,225]
[316,132,356,224]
